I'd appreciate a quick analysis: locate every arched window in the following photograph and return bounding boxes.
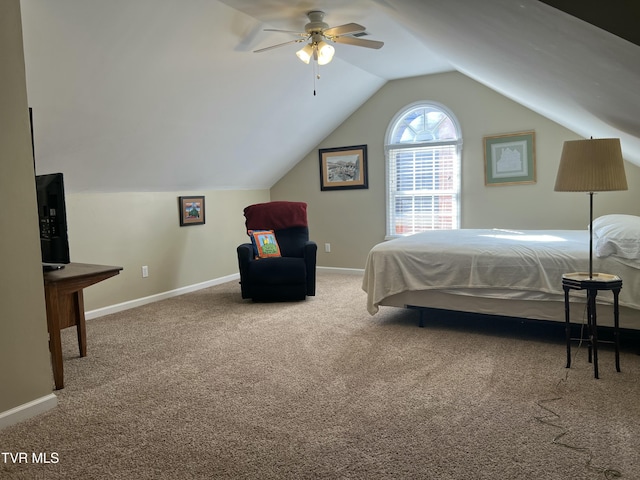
[385,102,462,237]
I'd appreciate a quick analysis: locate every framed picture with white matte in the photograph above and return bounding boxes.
[483,131,536,186]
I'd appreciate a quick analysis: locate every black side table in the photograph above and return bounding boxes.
[562,272,622,379]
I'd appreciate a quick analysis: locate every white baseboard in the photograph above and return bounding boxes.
[86,273,240,320]
[86,268,362,321]
[0,394,58,431]
[318,266,365,275]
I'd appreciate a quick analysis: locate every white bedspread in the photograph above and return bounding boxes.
[363,229,640,315]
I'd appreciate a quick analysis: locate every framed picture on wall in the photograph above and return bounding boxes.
[178,196,205,226]
[319,144,368,191]
[483,131,536,186]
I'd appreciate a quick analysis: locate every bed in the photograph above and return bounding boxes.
[362,214,640,330]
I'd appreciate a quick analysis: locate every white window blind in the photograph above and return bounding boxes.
[386,103,461,237]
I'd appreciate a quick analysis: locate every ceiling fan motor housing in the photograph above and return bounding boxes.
[305,11,329,35]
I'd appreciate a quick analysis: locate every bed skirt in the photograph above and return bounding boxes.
[378,289,640,330]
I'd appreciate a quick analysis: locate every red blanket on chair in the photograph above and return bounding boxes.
[244,201,308,231]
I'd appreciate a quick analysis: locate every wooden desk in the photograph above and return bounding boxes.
[44,263,122,389]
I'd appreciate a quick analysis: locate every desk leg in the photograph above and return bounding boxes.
[588,289,599,379]
[614,288,621,372]
[73,290,87,357]
[44,284,64,390]
[563,286,571,368]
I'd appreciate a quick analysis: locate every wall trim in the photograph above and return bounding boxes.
[0,394,58,431]
[317,266,365,275]
[86,268,363,321]
[86,273,240,320]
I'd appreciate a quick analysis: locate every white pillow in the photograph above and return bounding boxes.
[592,214,640,260]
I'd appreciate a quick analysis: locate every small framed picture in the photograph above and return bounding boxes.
[178,196,205,226]
[319,144,368,191]
[483,131,536,186]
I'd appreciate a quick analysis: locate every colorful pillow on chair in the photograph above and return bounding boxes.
[248,230,281,259]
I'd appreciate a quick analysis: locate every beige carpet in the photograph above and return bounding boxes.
[2,271,639,479]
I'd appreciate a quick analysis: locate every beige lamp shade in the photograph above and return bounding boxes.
[554,138,628,192]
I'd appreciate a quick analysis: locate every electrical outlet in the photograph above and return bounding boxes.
[324,243,331,253]
[142,266,149,278]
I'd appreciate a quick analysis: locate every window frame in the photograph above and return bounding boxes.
[384,101,463,239]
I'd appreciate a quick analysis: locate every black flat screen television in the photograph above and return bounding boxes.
[36,173,70,267]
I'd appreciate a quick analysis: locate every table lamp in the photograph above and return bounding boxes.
[554,138,628,279]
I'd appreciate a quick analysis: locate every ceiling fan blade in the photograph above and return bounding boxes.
[323,23,366,37]
[332,36,384,49]
[253,38,305,53]
[263,29,307,36]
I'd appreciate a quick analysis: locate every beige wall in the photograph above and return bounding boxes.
[1,4,267,416]
[66,189,269,311]
[271,72,640,269]
[0,0,54,413]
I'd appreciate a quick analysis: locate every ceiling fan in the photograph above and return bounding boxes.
[253,10,384,66]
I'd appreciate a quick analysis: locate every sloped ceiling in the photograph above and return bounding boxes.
[20,0,640,193]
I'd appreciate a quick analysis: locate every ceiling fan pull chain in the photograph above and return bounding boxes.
[313,60,318,96]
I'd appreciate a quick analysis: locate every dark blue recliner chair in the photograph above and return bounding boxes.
[237,201,317,302]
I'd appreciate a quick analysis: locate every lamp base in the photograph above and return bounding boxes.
[561,271,622,379]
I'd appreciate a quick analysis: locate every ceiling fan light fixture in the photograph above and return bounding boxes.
[316,40,335,65]
[296,43,314,64]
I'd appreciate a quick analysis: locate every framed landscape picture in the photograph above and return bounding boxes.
[319,144,368,191]
[178,196,205,226]
[483,131,536,186]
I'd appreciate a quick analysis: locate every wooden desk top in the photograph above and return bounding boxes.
[44,263,123,284]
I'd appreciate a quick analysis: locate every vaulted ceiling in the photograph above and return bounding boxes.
[20,0,640,193]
